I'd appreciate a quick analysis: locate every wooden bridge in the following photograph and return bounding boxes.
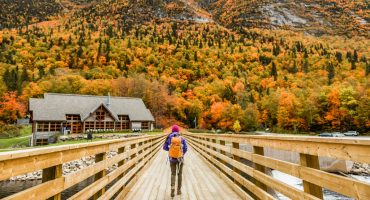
[0,133,369,200]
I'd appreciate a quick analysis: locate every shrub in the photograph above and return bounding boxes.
[0,124,21,138]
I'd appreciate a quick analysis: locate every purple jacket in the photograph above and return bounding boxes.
[163,132,188,163]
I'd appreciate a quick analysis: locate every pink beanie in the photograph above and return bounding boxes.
[172,125,179,133]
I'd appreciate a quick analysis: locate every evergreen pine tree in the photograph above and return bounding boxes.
[335,51,343,63]
[351,61,356,70]
[21,68,29,82]
[303,59,309,74]
[127,38,132,48]
[292,61,298,74]
[327,62,335,85]
[353,50,358,62]
[271,62,278,81]
[77,46,83,58]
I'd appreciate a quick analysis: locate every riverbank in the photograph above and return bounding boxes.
[350,162,370,175]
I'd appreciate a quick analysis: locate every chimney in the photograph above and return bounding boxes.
[107,92,111,107]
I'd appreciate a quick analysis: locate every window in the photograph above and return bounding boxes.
[142,122,149,130]
[36,139,48,146]
[37,122,49,132]
[72,123,82,133]
[66,115,81,121]
[106,122,115,129]
[65,115,82,134]
[96,111,105,121]
[96,121,105,129]
[115,123,122,130]
[122,121,130,129]
[85,122,94,131]
[117,115,130,130]
[50,122,60,132]
[119,115,129,121]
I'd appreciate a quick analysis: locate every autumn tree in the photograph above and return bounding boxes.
[233,120,241,133]
[0,92,26,123]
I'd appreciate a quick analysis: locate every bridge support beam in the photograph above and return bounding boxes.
[42,164,62,200]
[299,153,324,199]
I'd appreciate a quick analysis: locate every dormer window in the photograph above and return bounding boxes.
[96,110,105,121]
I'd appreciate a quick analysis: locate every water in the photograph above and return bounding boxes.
[272,170,370,200]
[0,175,120,199]
[0,177,95,200]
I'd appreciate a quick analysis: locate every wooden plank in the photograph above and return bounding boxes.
[42,164,62,200]
[300,153,323,199]
[184,133,370,163]
[2,178,65,200]
[187,135,370,200]
[68,140,163,200]
[63,142,149,189]
[253,146,267,192]
[187,137,319,200]
[0,135,166,181]
[93,152,107,199]
[98,141,162,200]
[113,145,161,200]
[188,139,273,200]
[117,145,126,194]
[3,138,163,200]
[125,146,242,200]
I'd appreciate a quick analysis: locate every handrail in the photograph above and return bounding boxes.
[0,134,166,200]
[184,133,370,200]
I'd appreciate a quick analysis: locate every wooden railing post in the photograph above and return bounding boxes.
[93,152,107,199]
[117,146,126,193]
[131,143,137,168]
[42,164,62,200]
[232,142,241,181]
[219,140,226,164]
[253,146,268,192]
[138,141,143,162]
[299,153,324,199]
[211,138,217,159]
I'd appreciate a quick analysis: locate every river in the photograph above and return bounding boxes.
[272,170,370,200]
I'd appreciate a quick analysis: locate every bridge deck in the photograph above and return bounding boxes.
[125,147,242,200]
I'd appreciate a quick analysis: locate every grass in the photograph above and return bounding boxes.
[0,125,33,149]
[0,136,29,149]
[19,125,32,137]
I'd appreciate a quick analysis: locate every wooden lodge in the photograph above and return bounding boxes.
[29,93,155,145]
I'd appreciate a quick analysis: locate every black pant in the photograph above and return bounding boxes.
[170,161,183,190]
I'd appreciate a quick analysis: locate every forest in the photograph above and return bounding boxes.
[0,0,369,133]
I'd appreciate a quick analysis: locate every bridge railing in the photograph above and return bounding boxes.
[0,134,166,200]
[184,133,370,200]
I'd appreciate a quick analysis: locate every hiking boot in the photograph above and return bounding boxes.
[177,188,182,195]
[171,189,175,197]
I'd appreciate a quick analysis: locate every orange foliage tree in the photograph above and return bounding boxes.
[0,92,26,123]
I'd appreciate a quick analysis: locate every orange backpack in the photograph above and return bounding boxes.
[169,136,183,158]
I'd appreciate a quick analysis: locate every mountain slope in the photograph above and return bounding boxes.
[200,0,369,37]
[1,0,368,37]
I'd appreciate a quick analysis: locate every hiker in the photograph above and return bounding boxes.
[163,125,188,197]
